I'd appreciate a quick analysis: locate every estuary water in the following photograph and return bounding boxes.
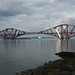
[0,39,75,75]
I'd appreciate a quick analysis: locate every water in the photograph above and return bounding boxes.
[0,39,75,75]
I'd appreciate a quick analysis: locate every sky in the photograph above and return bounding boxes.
[0,0,75,32]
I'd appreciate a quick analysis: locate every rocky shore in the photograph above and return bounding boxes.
[16,52,75,75]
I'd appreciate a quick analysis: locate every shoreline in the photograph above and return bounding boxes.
[16,52,75,75]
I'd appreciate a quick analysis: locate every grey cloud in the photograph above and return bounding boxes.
[0,9,18,16]
[56,0,75,4]
[62,17,75,25]
[34,1,50,7]
[0,0,75,31]
[0,0,35,17]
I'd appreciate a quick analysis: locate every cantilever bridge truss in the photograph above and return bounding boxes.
[0,24,75,39]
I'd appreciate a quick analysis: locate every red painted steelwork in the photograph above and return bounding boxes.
[0,24,75,39]
[40,24,75,39]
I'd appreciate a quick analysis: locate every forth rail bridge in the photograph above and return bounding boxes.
[0,24,75,39]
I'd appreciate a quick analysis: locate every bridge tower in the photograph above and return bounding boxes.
[39,24,75,39]
[0,28,27,39]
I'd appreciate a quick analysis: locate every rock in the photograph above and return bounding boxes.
[67,64,74,71]
[60,71,71,75]
[72,71,75,75]
[55,52,75,59]
[16,72,19,75]
[55,52,75,65]
[43,71,55,75]
[16,52,75,75]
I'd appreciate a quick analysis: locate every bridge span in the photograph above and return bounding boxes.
[0,24,75,39]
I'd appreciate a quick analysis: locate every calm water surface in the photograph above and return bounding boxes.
[0,39,75,75]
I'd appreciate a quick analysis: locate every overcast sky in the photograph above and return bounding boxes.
[0,0,75,31]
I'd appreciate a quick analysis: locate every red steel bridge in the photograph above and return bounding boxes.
[0,24,75,39]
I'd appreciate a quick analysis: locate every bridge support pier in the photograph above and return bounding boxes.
[60,38,64,39]
[65,37,69,39]
[59,37,69,40]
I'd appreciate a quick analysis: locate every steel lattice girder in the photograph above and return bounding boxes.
[0,24,75,39]
[0,28,27,39]
[40,24,75,39]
